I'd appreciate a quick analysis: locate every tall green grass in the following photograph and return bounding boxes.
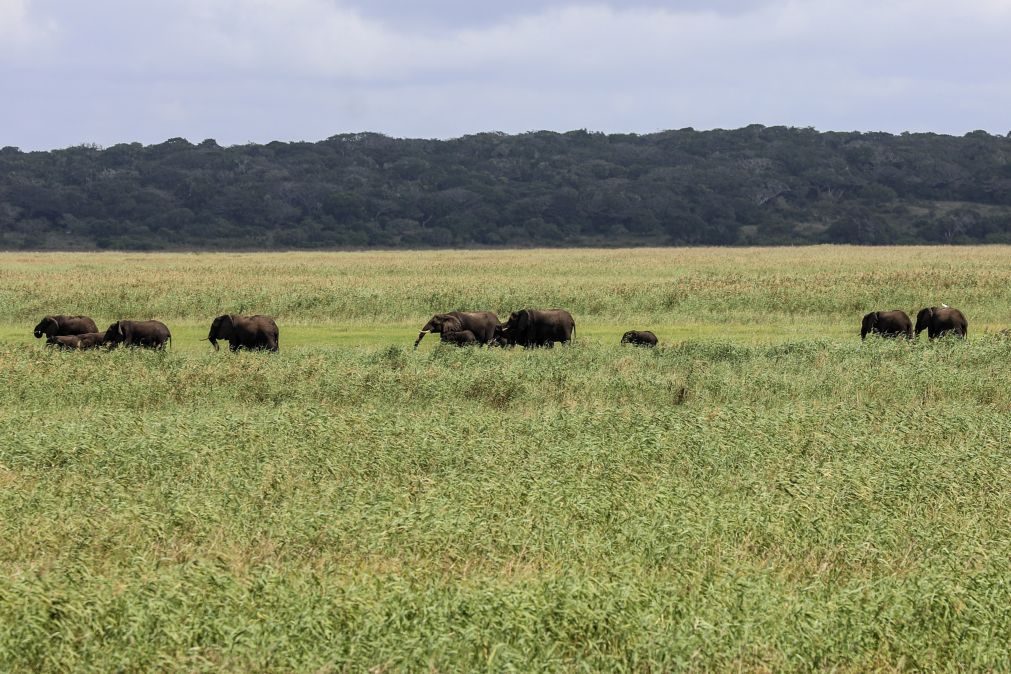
[2,335,1011,670]
[2,248,1011,670]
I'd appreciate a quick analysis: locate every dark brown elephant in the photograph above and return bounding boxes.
[414,311,499,348]
[208,314,279,352]
[915,306,968,339]
[440,329,478,346]
[76,332,107,350]
[34,315,98,339]
[103,320,172,349]
[621,330,658,347]
[499,309,575,348]
[860,310,913,339]
[46,335,82,350]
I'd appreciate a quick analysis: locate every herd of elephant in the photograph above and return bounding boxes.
[860,305,968,340]
[29,304,969,353]
[33,314,279,351]
[30,309,581,352]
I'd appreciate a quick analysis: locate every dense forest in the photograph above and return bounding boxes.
[2,126,1011,250]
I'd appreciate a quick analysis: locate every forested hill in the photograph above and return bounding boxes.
[2,126,1011,250]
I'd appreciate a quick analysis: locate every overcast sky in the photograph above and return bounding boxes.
[2,0,1010,150]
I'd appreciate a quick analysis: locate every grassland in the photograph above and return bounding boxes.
[1,247,1011,671]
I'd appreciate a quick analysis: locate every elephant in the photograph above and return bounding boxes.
[915,306,968,339]
[440,329,478,346]
[46,334,82,350]
[860,310,913,339]
[103,320,172,349]
[621,330,658,347]
[207,314,279,352]
[499,309,575,348]
[76,332,107,350]
[34,315,98,339]
[414,311,500,348]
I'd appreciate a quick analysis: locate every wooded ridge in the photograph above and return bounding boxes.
[2,125,1010,249]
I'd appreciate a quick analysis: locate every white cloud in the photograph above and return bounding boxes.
[0,0,55,55]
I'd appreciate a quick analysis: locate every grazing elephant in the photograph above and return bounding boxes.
[915,306,968,339]
[208,314,279,352]
[860,310,913,339]
[414,311,500,348]
[440,329,478,346]
[46,335,82,350]
[34,315,98,339]
[76,332,107,350]
[103,320,172,349]
[500,309,575,348]
[621,330,658,347]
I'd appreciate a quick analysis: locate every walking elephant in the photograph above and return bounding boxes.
[621,330,658,347]
[34,315,98,339]
[915,306,968,339]
[860,310,913,339]
[441,329,478,346]
[103,320,172,349]
[46,335,82,350]
[208,314,279,352]
[414,311,499,348]
[76,332,107,350]
[499,309,575,348]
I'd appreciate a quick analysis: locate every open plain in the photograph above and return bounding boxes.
[2,247,1011,671]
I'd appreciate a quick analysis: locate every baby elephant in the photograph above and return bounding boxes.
[441,329,478,346]
[76,332,107,350]
[861,310,913,339]
[621,330,658,347]
[46,334,82,350]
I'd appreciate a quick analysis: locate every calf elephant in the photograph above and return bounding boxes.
[46,335,82,350]
[621,330,658,347]
[76,332,107,350]
[103,320,172,349]
[499,309,575,348]
[860,310,913,339]
[34,315,98,339]
[915,306,968,339]
[440,329,478,346]
[208,314,279,352]
[415,311,499,348]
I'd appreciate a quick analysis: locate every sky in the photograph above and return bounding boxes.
[2,0,1010,150]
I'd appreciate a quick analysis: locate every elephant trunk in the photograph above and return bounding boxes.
[208,337,220,351]
[414,330,429,349]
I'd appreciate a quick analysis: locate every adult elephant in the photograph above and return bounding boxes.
[34,315,98,339]
[500,309,575,348]
[860,310,913,339]
[103,320,172,349]
[915,306,968,339]
[208,314,279,352]
[414,311,499,348]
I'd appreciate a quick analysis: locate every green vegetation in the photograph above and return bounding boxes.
[2,248,1011,670]
[3,126,1011,250]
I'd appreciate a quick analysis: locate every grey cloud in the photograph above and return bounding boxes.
[2,0,1010,150]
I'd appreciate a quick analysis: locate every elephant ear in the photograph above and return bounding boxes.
[871,311,880,326]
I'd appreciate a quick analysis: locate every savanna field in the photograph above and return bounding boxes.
[2,246,1011,671]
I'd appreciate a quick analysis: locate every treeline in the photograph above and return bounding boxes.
[2,126,1011,250]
